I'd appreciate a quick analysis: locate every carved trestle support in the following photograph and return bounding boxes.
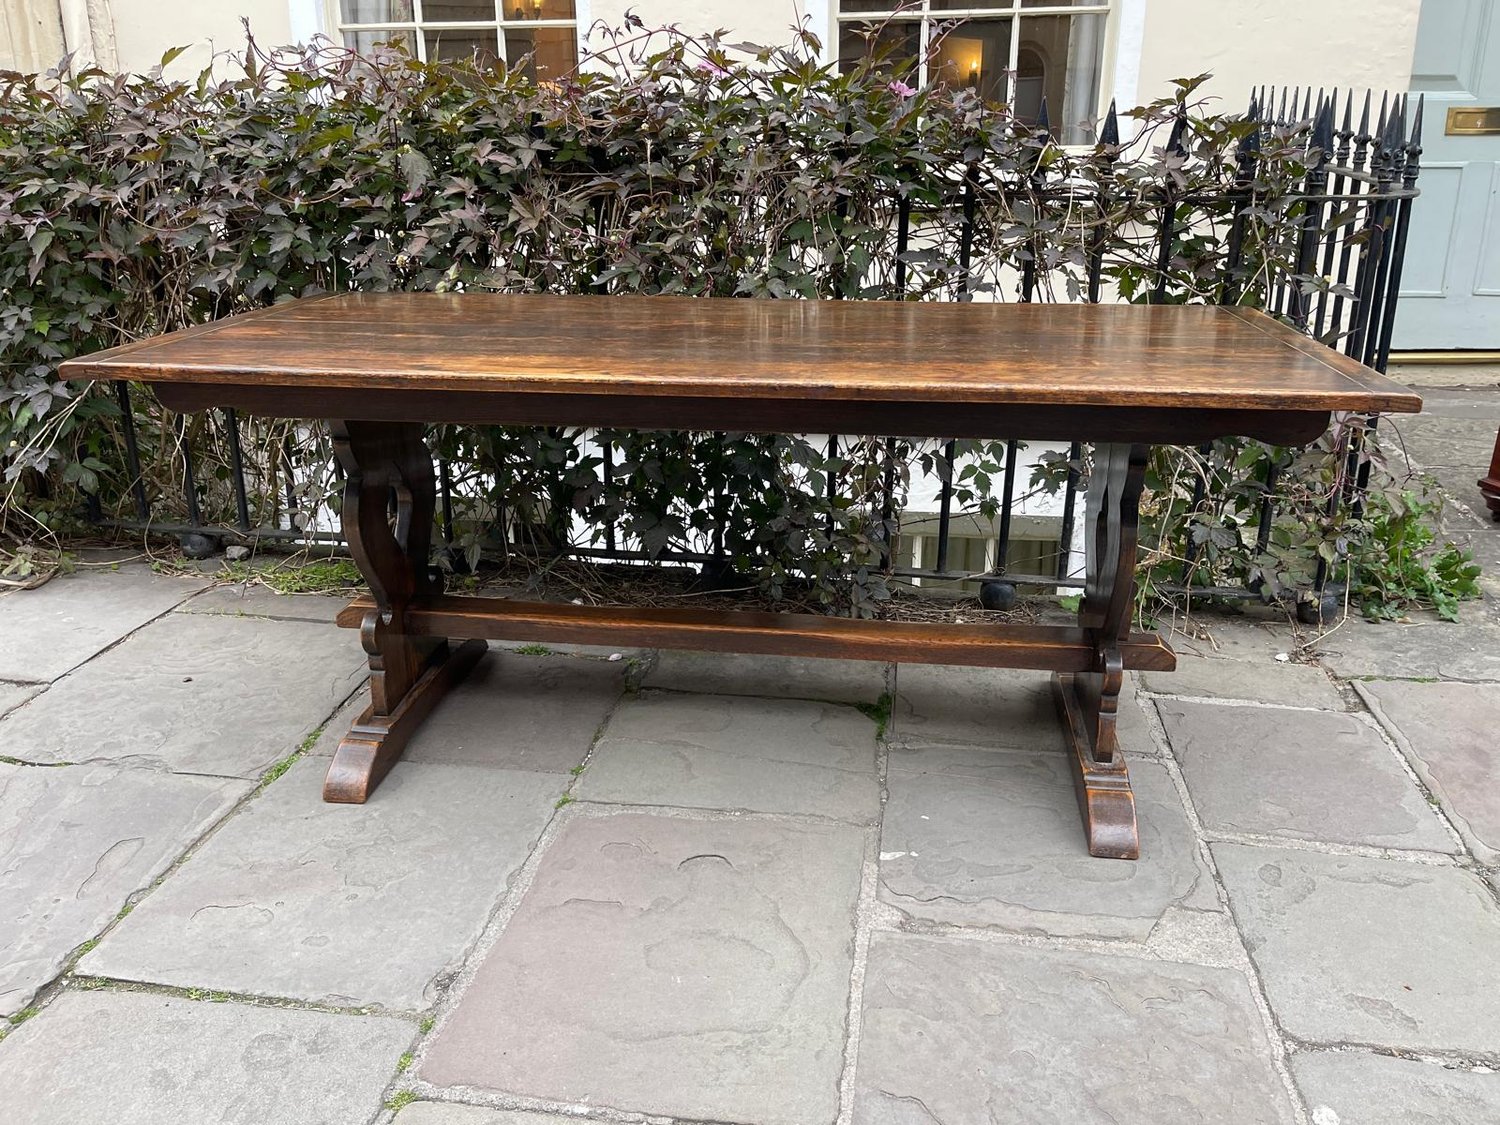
[324,420,484,803]
[1052,441,1150,859]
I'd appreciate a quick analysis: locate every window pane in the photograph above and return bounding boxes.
[423,1,496,21]
[1016,12,1106,143]
[840,1,905,12]
[347,29,417,54]
[837,20,920,80]
[931,18,1011,104]
[504,27,578,82]
[425,26,501,67]
[931,1,1016,10]
[339,0,413,22]
[500,0,575,17]
[1019,1,1105,7]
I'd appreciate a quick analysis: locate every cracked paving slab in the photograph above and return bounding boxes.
[0,763,249,1018]
[852,932,1296,1125]
[576,692,880,822]
[79,757,562,1010]
[1292,1050,1500,1124]
[0,679,43,719]
[1357,679,1500,863]
[395,1106,587,1125]
[879,746,1217,940]
[1157,700,1455,851]
[311,648,625,774]
[1215,843,1500,1053]
[420,810,866,1125]
[0,612,365,777]
[0,989,410,1125]
[0,565,208,683]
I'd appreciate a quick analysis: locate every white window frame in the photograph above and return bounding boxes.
[832,1,1125,143]
[320,0,589,67]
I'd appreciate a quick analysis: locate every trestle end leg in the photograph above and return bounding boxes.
[1052,671,1140,860]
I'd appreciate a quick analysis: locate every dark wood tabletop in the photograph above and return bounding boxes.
[62,293,1422,415]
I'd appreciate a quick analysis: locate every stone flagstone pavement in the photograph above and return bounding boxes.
[2,392,1500,1125]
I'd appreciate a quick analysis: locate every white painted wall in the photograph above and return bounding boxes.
[108,0,290,76]
[1135,0,1422,112]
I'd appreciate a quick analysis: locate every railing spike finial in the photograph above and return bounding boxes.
[1036,95,1050,134]
[1300,86,1313,121]
[1277,85,1289,123]
[1100,98,1120,147]
[1376,90,1390,139]
[1340,88,1353,135]
[1408,92,1425,157]
[1403,93,1424,187]
[1313,96,1335,157]
[1357,89,1372,140]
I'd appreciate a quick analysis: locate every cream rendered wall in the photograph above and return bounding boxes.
[107,0,292,77]
[1136,0,1421,112]
[1,0,65,71]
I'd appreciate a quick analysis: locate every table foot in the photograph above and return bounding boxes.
[324,638,487,803]
[1053,671,1140,860]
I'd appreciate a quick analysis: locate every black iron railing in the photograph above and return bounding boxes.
[91,87,1423,612]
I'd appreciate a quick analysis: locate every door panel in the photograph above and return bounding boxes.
[1394,0,1500,349]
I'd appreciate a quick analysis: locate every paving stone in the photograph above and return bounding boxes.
[0,764,248,1017]
[421,811,865,1125]
[310,649,624,774]
[645,648,886,704]
[1310,612,1500,682]
[1396,411,1500,468]
[0,612,365,777]
[1167,618,1307,662]
[1292,1050,1500,1125]
[879,747,1216,940]
[177,581,346,622]
[0,565,205,682]
[0,989,410,1125]
[80,757,561,1010]
[396,1106,581,1125]
[0,679,42,718]
[1358,680,1500,862]
[1141,654,1345,709]
[1158,701,1454,851]
[891,665,1066,751]
[577,692,879,822]
[1214,843,1500,1051]
[853,933,1295,1125]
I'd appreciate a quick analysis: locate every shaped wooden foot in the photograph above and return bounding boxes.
[324,637,487,803]
[1052,671,1139,859]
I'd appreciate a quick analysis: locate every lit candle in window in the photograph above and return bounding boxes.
[967,58,980,88]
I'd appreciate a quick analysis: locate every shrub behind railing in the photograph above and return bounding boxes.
[0,24,1468,618]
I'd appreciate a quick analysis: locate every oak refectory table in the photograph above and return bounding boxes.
[61,294,1423,860]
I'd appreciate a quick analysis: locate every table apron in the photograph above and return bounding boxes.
[147,382,1333,447]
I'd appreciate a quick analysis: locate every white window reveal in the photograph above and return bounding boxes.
[335,1,580,82]
[836,1,1111,145]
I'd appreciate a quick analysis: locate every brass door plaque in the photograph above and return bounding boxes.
[1446,106,1500,135]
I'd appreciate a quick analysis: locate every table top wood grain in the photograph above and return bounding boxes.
[61,293,1423,416]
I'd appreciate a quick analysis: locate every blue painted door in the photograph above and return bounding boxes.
[1394,0,1500,349]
